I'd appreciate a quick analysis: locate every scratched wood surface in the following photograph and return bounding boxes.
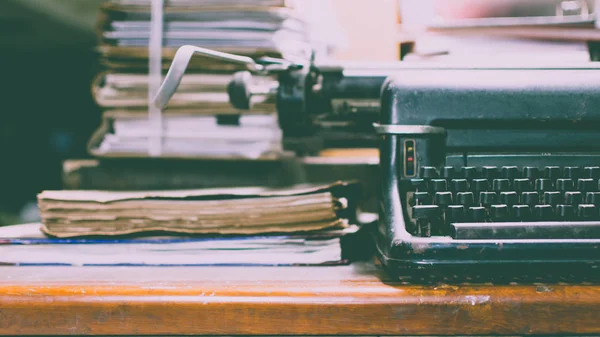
[0,262,599,336]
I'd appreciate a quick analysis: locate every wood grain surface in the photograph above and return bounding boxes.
[0,263,599,335]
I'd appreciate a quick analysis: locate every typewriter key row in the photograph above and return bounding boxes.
[411,178,600,194]
[417,166,600,180]
[410,203,600,237]
[414,203,600,221]
[412,191,600,207]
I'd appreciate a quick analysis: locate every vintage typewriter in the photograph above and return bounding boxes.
[375,66,600,280]
[154,46,600,280]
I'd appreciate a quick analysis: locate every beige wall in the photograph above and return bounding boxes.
[330,0,400,61]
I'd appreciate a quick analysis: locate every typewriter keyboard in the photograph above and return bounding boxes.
[406,165,600,238]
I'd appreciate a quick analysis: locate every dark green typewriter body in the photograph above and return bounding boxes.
[375,67,600,281]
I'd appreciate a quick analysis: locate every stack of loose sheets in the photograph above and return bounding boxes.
[25,181,363,266]
[0,223,361,266]
[97,0,314,70]
[89,0,322,159]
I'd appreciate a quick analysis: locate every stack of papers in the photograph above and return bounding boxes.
[88,111,284,159]
[89,0,326,159]
[0,223,359,266]
[98,0,313,69]
[93,73,277,111]
[37,182,359,238]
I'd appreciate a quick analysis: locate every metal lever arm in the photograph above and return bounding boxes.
[152,45,265,110]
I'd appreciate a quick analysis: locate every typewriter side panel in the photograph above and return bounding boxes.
[376,77,445,265]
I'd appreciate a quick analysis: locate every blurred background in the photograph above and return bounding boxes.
[0,0,104,224]
[0,0,597,225]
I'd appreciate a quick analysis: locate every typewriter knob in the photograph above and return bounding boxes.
[228,70,279,111]
[228,71,253,110]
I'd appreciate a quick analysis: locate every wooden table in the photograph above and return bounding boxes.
[0,262,599,336]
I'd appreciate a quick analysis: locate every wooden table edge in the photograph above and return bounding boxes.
[0,272,599,335]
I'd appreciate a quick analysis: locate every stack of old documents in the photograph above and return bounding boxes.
[25,182,364,266]
[88,0,316,159]
[37,182,359,234]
